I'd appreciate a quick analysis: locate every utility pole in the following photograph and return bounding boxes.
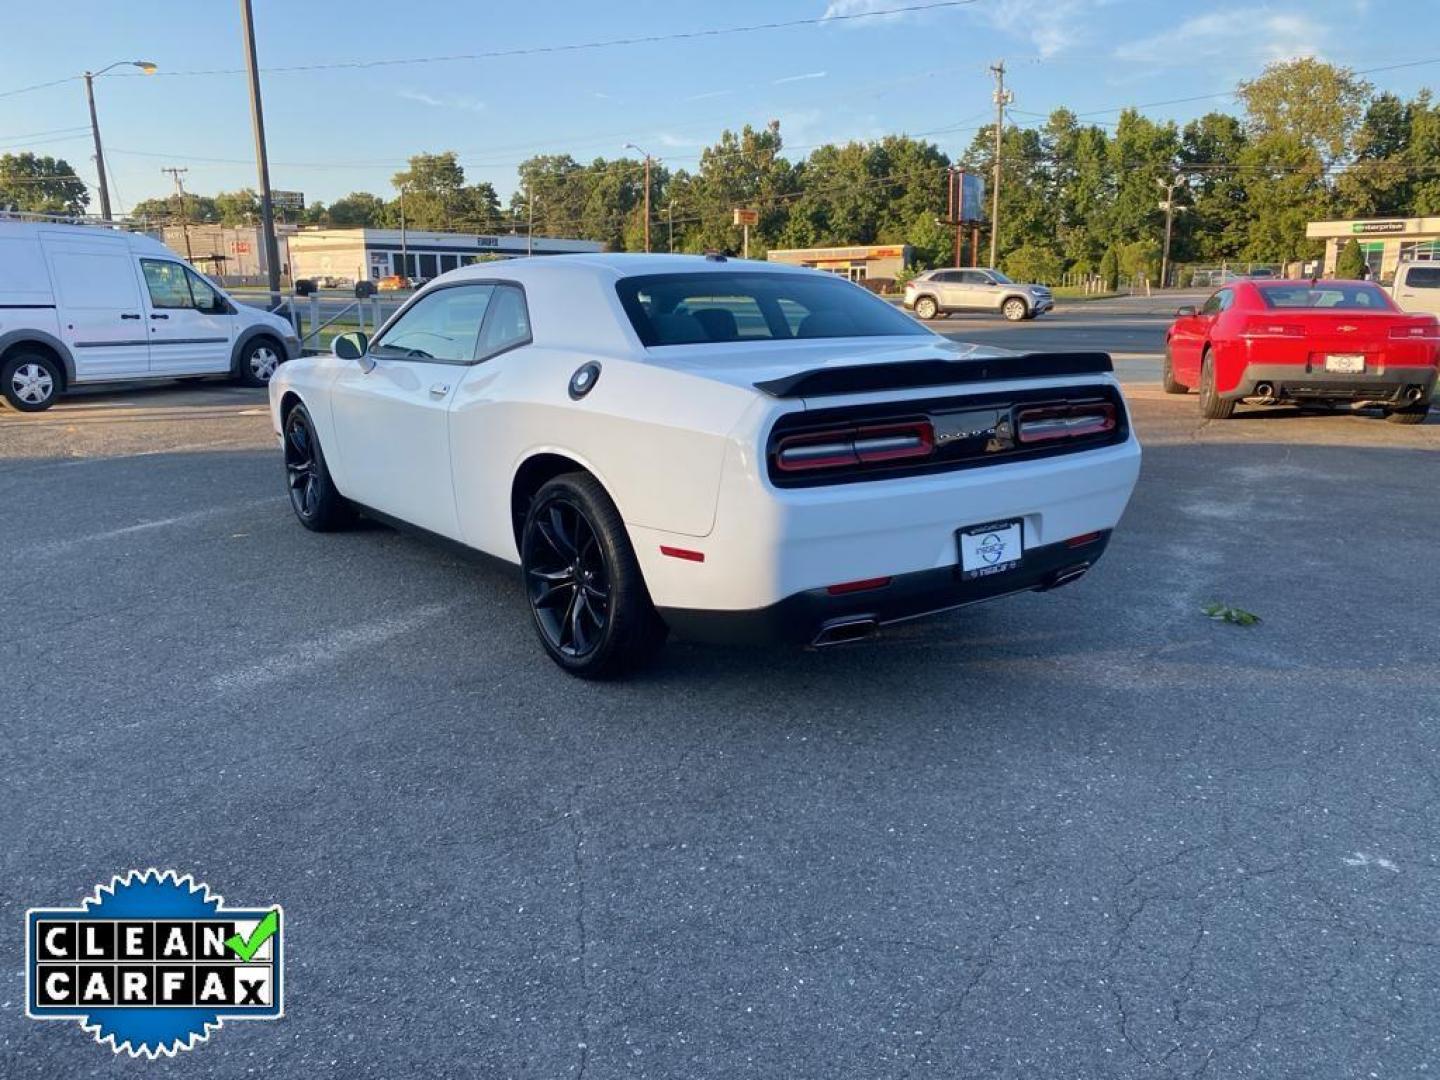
[83,73,113,222]
[526,183,535,256]
[239,0,282,309]
[399,186,409,277]
[988,60,1011,269]
[666,204,674,252]
[161,167,193,261]
[641,154,651,253]
[1157,174,1187,288]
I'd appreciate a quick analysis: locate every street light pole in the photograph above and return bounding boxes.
[81,60,157,222]
[238,0,283,310]
[988,60,1011,269]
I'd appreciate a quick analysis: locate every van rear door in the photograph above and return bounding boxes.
[41,231,150,380]
[1393,264,1440,317]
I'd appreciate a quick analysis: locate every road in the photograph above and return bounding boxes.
[2,298,1437,1078]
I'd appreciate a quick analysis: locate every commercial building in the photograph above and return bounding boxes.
[1306,216,1440,279]
[286,228,605,284]
[766,244,914,284]
[151,223,296,283]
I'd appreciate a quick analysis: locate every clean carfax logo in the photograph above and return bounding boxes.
[25,869,283,1058]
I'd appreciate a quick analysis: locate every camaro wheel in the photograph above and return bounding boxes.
[2,350,61,412]
[1384,402,1431,425]
[1198,351,1235,420]
[914,296,939,320]
[1161,345,1190,394]
[1002,297,1028,321]
[283,404,353,531]
[239,338,283,388]
[521,473,667,678]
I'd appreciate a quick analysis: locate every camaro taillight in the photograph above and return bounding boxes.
[1014,403,1117,444]
[774,420,934,473]
[1390,322,1440,339]
[1240,319,1305,338]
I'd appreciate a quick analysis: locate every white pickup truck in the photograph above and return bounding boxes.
[1391,262,1440,317]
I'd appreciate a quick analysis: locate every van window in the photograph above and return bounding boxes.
[1404,266,1440,290]
[48,249,142,310]
[141,260,196,309]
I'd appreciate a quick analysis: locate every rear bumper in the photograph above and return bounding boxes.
[1227,363,1437,403]
[658,533,1110,646]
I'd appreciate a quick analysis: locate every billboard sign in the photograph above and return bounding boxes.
[272,190,305,212]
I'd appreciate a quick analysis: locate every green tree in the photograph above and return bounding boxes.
[214,188,260,225]
[328,191,386,227]
[1334,237,1365,278]
[1002,243,1063,284]
[1237,58,1373,160]
[1099,247,1119,290]
[679,121,797,257]
[0,154,88,215]
[392,152,499,231]
[1179,112,1248,261]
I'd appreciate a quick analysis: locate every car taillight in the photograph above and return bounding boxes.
[774,420,934,473]
[1240,319,1305,338]
[1390,322,1440,339]
[1014,403,1117,444]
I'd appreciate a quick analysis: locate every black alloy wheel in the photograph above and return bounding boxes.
[283,404,352,530]
[521,473,667,678]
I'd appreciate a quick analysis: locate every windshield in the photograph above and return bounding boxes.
[616,271,932,346]
[1258,283,1394,310]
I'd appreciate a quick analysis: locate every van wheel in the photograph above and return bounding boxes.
[2,350,62,412]
[1002,297,1029,321]
[521,472,667,679]
[914,296,939,320]
[238,337,284,388]
[1199,351,1235,420]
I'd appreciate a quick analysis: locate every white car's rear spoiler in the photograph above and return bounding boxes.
[753,351,1114,399]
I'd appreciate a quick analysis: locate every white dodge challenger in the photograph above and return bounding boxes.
[269,254,1141,677]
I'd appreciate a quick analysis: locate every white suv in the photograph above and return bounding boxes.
[904,267,1054,322]
[0,220,300,412]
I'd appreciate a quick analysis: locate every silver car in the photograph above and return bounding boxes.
[903,268,1053,322]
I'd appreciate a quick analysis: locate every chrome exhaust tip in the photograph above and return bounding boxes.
[1048,564,1090,590]
[811,617,879,648]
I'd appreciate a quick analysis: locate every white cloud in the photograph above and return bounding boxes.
[822,0,916,24]
[655,132,705,149]
[974,0,1102,59]
[682,89,734,102]
[398,88,486,113]
[1113,9,1327,67]
[773,71,828,85]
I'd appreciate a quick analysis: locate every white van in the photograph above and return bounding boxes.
[1391,261,1440,318]
[0,221,299,412]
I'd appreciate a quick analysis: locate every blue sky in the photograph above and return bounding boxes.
[2,0,1435,214]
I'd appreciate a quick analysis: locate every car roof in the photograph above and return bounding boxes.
[442,252,817,285]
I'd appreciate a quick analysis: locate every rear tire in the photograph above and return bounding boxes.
[521,472,667,679]
[1161,345,1190,394]
[914,296,939,320]
[1198,351,1235,420]
[1002,297,1028,321]
[1384,402,1431,425]
[283,403,354,531]
[2,350,62,412]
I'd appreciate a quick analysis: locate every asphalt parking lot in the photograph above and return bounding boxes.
[2,299,1438,1078]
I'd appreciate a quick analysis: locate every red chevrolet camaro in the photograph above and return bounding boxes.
[1163,279,1439,423]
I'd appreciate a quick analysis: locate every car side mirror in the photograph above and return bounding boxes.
[1175,305,1197,317]
[332,331,369,360]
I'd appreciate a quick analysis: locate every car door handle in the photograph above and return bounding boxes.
[429,383,450,397]
[121,312,141,320]
[150,313,169,320]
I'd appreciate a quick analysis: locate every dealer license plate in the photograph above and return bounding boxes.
[1324,353,1365,374]
[958,519,1023,580]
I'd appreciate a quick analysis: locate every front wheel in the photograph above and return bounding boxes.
[1161,345,1190,394]
[521,473,667,679]
[2,350,62,412]
[1384,402,1431,425]
[914,296,939,320]
[238,337,284,388]
[283,403,354,531]
[1002,297,1028,321]
[1198,351,1235,420]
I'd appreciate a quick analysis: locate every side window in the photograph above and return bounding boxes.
[371,284,495,363]
[141,259,195,309]
[475,285,532,357]
[185,268,223,314]
[960,271,987,286]
[1200,289,1229,316]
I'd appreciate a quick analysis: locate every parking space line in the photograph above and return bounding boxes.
[207,602,457,695]
[46,497,281,555]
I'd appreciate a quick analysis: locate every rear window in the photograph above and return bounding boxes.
[616,271,931,346]
[1258,283,1393,310]
[1404,266,1440,289]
